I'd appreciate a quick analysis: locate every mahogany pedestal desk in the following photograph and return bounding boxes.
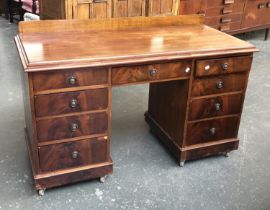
[15,15,257,195]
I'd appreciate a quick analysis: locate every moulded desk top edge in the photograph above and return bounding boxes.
[16,24,258,72]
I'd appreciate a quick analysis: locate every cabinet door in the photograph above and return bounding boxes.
[242,0,270,28]
[179,0,207,15]
[113,0,146,17]
[148,0,179,16]
[73,0,112,19]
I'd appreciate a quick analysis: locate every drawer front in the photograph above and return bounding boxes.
[218,21,242,32]
[39,137,108,172]
[206,0,246,8]
[195,56,252,77]
[112,61,192,85]
[205,13,242,26]
[192,73,248,97]
[32,67,109,92]
[35,88,108,117]
[36,112,108,142]
[206,3,245,16]
[189,93,243,120]
[186,116,239,145]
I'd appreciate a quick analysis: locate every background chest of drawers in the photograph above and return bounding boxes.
[38,0,270,39]
[179,0,270,39]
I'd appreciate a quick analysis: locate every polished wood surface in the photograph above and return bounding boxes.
[17,16,255,72]
[16,16,257,193]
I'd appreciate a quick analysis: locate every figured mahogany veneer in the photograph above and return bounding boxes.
[16,16,257,194]
[39,137,108,172]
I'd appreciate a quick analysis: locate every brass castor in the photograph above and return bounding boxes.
[224,152,229,157]
[38,189,45,196]
[100,176,106,183]
[180,161,185,167]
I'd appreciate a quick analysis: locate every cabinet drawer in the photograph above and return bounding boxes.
[205,13,242,26]
[206,3,245,16]
[189,93,243,120]
[206,0,245,8]
[111,61,192,85]
[186,116,239,146]
[36,112,108,142]
[35,88,108,117]
[192,73,248,97]
[32,67,109,92]
[195,56,252,77]
[39,137,108,172]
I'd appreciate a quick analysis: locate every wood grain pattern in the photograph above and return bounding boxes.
[32,67,109,92]
[191,73,248,97]
[112,61,191,85]
[189,93,243,120]
[36,112,108,142]
[17,17,256,72]
[186,116,239,146]
[195,55,252,77]
[35,88,108,117]
[39,137,108,172]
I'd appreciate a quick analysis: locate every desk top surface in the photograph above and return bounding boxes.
[16,22,257,72]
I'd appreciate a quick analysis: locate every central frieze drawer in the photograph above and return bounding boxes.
[39,137,108,172]
[111,61,192,85]
[32,67,109,92]
[35,88,108,117]
[195,56,252,77]
[189,93,243,120]
[36,112,108,142]
[186,116,239,146]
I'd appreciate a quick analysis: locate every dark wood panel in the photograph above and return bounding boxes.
[32,67,109,92]
[36,112,108,142]
[195,55,252,77]
[35,88,108,117]
[148,80,189,145]
[112,61,191,85]
[205,3,245,16]
[39,137,108,171]
[189,93,243,120]
[191,73,248,97]
[186,116,239,145]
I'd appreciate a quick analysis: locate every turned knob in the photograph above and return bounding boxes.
[70,99,78,108]
[222,62,229,70]
[68,76,77,85]
[215,103,221,111]
[72,151,79,159]
[149,69,158,77]
[209,127,216,136]
[70,123,79,132]
[216,80,224,89]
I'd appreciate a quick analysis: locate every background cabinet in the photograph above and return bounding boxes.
[39,0,270,39]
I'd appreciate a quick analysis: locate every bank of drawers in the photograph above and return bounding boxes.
[205,0,246,32]
[187,55,252,145]
[33,67,109,172]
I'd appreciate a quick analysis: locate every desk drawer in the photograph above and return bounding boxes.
[112,61,192,85]
[191,73,248,97]
[39,137,108,172]
[189,93,243,120]
[36,112,108,142]
[32,67,109,93]
[186,116,239,146]
[35,88,108,117]
[195,56,252,77]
